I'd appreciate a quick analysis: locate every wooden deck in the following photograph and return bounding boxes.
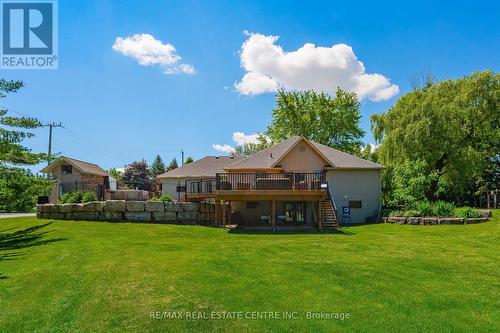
[215,189,326,201]
[184,192,216,201]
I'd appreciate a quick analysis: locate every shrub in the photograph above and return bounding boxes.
[58,192,81,204]
[82,191,97,203]
[432,201,455,217]
[389,210,404,217]
[149,194,172,202]
[403,209,422,217]
[58,191,96,204]
[412,201,434,216]
[454,207,480,218]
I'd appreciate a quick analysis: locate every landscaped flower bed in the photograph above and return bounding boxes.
[382,201,491,225]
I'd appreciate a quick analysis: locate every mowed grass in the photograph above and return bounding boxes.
[0,211,499,333]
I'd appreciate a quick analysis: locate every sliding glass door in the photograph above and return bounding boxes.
[284,202,306,224]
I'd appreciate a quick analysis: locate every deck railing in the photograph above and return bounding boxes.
[185,178,217,196]
[215,172,326,191]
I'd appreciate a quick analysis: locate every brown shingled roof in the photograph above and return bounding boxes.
[158,156,246,179]
[224,136,382,170]
[41,156,109,176]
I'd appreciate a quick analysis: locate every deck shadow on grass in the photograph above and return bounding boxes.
[227,226,354,235]
[0,222,66,279]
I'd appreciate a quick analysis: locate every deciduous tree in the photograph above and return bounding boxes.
[371,70,500,204]
[122,160,153,191]
[266,89,364,154]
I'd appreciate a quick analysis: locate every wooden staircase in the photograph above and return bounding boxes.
[320,185,339,228]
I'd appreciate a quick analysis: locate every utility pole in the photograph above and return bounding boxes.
[43,122,63,166]
[181,150,184,166]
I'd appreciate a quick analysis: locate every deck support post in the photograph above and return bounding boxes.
[271,200,276,232]
[228,201,231,226]
[318,200,323,231]
[222,201,226,227]
[214,201,218,226]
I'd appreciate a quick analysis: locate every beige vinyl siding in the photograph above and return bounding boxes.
[326,169,381,224]
[278,142,327,172]
[161,178,186,201]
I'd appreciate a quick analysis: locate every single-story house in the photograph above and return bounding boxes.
[158,155,245,201]
[41,156,115,203]
[161,136,382,226]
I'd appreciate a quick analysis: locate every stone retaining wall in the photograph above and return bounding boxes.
[384,216,489,225]
[37,201,205,224]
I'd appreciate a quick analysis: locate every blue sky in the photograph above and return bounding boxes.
[2,0,499,173]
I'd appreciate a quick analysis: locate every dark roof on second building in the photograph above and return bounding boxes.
[41,156,109,176]
[158,155,246,179]
[224,136,382,170]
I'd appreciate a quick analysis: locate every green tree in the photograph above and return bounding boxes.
[371,70,500,204]
[151,155,166,178]
[108,167,128,189]
[359,143,379,163]
[122,160,152,191]
[266,89,364,154]
[0,79,51,211]
[150,155,166,195]
[167,158,178,171]
[387,160,438,207]
[0,166,52,212]
[184,157,193,164]
[1,80,46,165]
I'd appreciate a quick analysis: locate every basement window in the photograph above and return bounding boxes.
[349,200,362,209]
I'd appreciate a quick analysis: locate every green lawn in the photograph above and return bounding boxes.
[1,212,499,333]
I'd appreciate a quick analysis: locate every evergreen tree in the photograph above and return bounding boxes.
[151,155,166,178]
[167,158,178,171]
[0,79,51,212]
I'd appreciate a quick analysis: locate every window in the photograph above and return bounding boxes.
[176,185,186,193]
[246,201,259,209]
[284,202,306,224]
[61,164,72,174]
[349,200,362,209]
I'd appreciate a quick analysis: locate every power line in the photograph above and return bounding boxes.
[58,127,130,165]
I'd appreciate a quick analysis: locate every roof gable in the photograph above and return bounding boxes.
[224,136,383,170]
[223,136,302,170]
[272,137,331,168]
[41,156,109,176]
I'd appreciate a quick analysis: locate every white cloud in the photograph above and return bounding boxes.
[212,132,263,154]
[112,33,194,75]
[234,32,399,101]
[232,132,260,145]
[212,144,235,154]
[178,64,195,74]
[234,72,278,96]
